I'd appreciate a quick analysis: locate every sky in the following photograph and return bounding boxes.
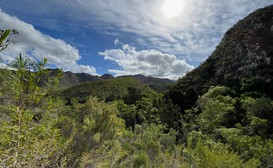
[0,0,272,80]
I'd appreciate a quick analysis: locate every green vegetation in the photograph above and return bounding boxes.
[58,77,155,103]
[2,55,271,167]
[43,71,174,92]
[0,29,18,52]
[1,5,273,167]
[0,54,64,166]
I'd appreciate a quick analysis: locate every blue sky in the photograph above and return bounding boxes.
[0,0,272,79]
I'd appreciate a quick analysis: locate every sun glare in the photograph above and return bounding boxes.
[162,0,184,18]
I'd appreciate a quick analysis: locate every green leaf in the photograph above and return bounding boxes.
[0,29,11,44]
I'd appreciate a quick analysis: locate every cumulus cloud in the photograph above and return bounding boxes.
[99,39,194,80]
[0,10,97,75]
[1,0,271,64]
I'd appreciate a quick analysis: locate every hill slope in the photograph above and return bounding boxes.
[58,77,155,102]
[118,74,174,92]
[46,69,101,88]
[168,5,273,110]
[46,69,174,92]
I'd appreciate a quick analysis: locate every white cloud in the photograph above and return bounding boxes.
[114,38,122,46]
[61,0,272,62]
[3,0,271,64]
[99,39,194,80]
[70,64,96,74]
[0,0,272,69]
[0,63,15,70]
[0,10,97,75]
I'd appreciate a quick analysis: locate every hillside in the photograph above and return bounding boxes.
[118,74,175,92]
[45,69,101,88]
[168,5,273,110]
[58,77,155,102]
[46,69,174,92]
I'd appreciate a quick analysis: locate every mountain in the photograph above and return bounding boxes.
[45,69,101,88]
[58,77,155,103]
[117,74,175,92]
[168,5,273,110]
[101,74,114,80]
[46,69,174,92]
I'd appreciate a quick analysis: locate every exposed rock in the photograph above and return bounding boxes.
[168,5,273,110]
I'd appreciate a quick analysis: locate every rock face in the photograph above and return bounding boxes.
[168,5,273,110]
[215,5,273,80]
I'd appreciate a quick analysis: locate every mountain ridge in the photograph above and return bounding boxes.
[46,68,175,92]
[168,5,273,110]
[57,76,155,103]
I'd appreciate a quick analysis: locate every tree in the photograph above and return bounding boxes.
[0,29,18,52]
[159,98,182,131]
[123,87,142,104]
[196,86,236,132]
[0,55,64,167]
[242,96,273,137]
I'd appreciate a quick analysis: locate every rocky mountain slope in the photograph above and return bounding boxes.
[168,5,273,110]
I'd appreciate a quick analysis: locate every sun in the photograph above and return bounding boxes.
[162,0,184,18]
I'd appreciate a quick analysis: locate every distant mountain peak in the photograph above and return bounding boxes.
[44,69,174,92]
[100,74,114,79]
